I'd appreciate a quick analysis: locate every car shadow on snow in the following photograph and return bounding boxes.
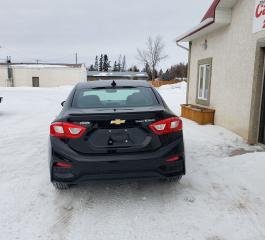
[53,178,192,206]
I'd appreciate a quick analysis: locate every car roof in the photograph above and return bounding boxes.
[76,80,151,89]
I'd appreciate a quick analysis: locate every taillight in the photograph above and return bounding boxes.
[54,162,73,168]
[149,117,182,135]
[50,122,86,139]
[165,156,181,163]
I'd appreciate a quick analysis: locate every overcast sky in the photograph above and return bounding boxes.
[0,0,212,70]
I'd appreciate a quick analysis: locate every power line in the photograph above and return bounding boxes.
[0,46,89,65]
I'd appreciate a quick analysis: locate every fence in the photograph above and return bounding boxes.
[149,80,183,88]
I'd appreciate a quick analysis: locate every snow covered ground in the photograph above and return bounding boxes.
[0,82,265,240]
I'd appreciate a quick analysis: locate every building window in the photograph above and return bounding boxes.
[196,58,212,106]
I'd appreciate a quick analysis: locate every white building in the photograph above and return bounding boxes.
[176,0,265,145]
[0,63,87,87]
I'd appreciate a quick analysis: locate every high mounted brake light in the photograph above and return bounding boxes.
[149,117,182,135]
[50,122,86,139]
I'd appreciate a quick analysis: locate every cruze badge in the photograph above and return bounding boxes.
[111,119,126,125]
[79,121,91,125]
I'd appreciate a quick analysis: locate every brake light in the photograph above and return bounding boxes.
[54,162,73,168]
[165,156,181,163]
[149,117,182,135]
[50,122,86,139]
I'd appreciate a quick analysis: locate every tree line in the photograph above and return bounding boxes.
[159,63,188,81]
[137,36,187,81]
[139,62,187,81]
[88,54,127,72]
[87,36,188,81]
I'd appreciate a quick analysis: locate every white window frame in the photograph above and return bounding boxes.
[198,64,210,101]
[196,58,212,107]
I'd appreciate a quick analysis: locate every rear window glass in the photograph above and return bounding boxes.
[72,87,159,108]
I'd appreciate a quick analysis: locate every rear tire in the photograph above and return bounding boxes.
[52,182,70,190]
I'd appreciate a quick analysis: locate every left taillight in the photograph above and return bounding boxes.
[149,117,182,135]
[50,122,86,139]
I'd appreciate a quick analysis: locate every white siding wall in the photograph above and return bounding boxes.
[12,65,86,87]
[189,0,265,140]
[0,66,8,87]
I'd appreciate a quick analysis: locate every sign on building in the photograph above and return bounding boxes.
[253,0,265,33]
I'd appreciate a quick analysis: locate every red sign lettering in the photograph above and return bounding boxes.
[256,4,265,18]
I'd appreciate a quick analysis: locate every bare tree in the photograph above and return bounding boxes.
[137,36,167,80]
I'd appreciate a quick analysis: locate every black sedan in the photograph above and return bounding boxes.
[49,80,185,189]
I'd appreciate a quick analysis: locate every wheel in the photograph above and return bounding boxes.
[52,182,70,190]
[165,175,182,183]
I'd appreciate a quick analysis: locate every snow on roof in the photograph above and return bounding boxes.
[0,63,83,68]
[11,64,69,68]
[87,71,148,77]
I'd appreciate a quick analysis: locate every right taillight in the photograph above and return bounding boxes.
[50,122,86,139]
[149,117,182,135]
[54,162,73,168]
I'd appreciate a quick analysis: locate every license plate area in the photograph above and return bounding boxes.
[88,128,149,149]
[108,131,130,146]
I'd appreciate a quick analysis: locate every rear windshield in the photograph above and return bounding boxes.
[72,87,159,108]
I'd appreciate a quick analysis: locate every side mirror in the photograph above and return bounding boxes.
[61,101,66,107]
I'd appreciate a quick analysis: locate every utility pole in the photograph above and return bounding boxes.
[7,56,14,87]
[75,53,78,65]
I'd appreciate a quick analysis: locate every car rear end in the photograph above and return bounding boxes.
[49,81,185,187]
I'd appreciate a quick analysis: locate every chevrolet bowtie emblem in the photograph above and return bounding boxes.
[111,119,126,125]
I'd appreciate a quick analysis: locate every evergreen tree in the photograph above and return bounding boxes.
[88,64,95,71]
[154,69,158,79]
[103,54,110,72]
[162,69,170,81]
[158,69,163,79]
[94,56,99,71]
[128,65,139,72]
[118,55,122,72]
[161,63,188,80]
[99,54,103,72]
[113,61,118,71]
[143,63,152,80]
[121,55,126,72]
[143,64,149,79]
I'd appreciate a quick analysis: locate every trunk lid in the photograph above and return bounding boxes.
[64,106,169,154]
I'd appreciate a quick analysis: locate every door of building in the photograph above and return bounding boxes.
[32,77,39,87]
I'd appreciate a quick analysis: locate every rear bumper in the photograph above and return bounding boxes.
[49,138,185,183]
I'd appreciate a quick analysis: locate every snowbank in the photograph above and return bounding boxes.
[158,81,187,90]
[158,81,187,116]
